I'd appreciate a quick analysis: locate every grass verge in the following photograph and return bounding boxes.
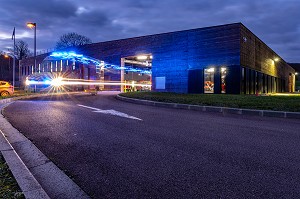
[120,92,300,112]
[0,153,24,199]
[0,90,35,100]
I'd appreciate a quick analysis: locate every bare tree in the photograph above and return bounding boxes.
[9,40,31,60]
[55,32,92,50]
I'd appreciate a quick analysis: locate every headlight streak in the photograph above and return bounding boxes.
[51,77,63,87]
[26,78,152,87]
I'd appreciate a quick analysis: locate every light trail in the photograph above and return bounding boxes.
[26,78,152,87]
[61,81,151,87]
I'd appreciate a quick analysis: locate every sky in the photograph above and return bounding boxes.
[0,0,299,62]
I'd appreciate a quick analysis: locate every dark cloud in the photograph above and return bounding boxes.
[75,11,110,27]
[1,0,77,18]
[0,0,299,62]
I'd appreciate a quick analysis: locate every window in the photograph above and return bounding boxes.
[255,71,258,93]
[60,60,63,72]
[204,68,214,93]
[156,77,166,89]
[241,67,245,94]
[221,67,226,93]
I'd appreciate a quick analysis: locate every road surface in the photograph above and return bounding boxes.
[3,92,300,198]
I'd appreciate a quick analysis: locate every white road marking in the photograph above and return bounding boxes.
[77,104,142,121]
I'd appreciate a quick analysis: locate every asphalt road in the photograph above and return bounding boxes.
[3,92,300,198]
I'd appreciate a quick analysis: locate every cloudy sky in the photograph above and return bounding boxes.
[0,0,299,62]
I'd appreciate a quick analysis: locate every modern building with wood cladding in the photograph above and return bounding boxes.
[19,22,296,94]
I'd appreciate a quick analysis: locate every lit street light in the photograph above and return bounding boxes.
[27,22,37,72]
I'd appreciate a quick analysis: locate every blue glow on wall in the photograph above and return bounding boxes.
[49,51,151,74]
[50,51,102,66]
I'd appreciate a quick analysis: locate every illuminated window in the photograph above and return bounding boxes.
[51,62,53,72]
[221,67,226,93]
[38,64,41,73]
[204,68,214,93]
[55,61,58,72]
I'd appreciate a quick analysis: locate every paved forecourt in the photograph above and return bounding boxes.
[2,92,300,198]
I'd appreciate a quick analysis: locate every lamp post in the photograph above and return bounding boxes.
[26,22,37,73]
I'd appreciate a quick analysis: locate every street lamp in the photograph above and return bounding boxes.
[26,22,37,72]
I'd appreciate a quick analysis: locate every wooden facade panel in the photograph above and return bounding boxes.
[240,25,295,91]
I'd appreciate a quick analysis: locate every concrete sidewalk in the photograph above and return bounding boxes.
[0,95,90,199]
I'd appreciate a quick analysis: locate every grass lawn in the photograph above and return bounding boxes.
[0,90,52,100]
[0,93,32,100]
[120,92,300,112]
[0,90,31,100]
[0,153,24,199]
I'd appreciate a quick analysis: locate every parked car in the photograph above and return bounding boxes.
[0,81,14,97]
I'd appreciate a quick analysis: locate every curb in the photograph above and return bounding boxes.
[0,128,50,199]
[116,95,300,119]
[0,130,50,199]
[0,93,90,198]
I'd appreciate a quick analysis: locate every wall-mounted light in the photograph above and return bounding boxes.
[221,67,226,72]
[274,58,279,62]
[137,55,148,60]
[206,68,215,73]
[295,72,298,75]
